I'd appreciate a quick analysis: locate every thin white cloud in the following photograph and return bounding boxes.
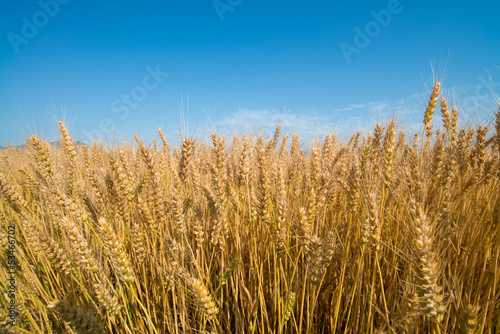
[214,77,498,145]
[218,107,323,134]
[332,101,386,112]
[218,105,390,142]
[215,84,497,146]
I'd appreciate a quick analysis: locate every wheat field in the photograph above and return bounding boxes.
[1,83,499,333]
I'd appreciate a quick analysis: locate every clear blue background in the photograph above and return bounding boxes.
[1,1,499,147]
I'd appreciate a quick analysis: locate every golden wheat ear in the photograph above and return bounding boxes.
[48,299,105,333]
[410,200,446,324]
[423,82,441,141]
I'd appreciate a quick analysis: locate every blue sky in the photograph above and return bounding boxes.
[1,1,499,147]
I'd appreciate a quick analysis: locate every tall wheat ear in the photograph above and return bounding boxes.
[59,216,99,274]
[410,199,446,325]
[48,299,104,334]
[96,216,135,284]
[423,82,441,140]
[186,275,219,319]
